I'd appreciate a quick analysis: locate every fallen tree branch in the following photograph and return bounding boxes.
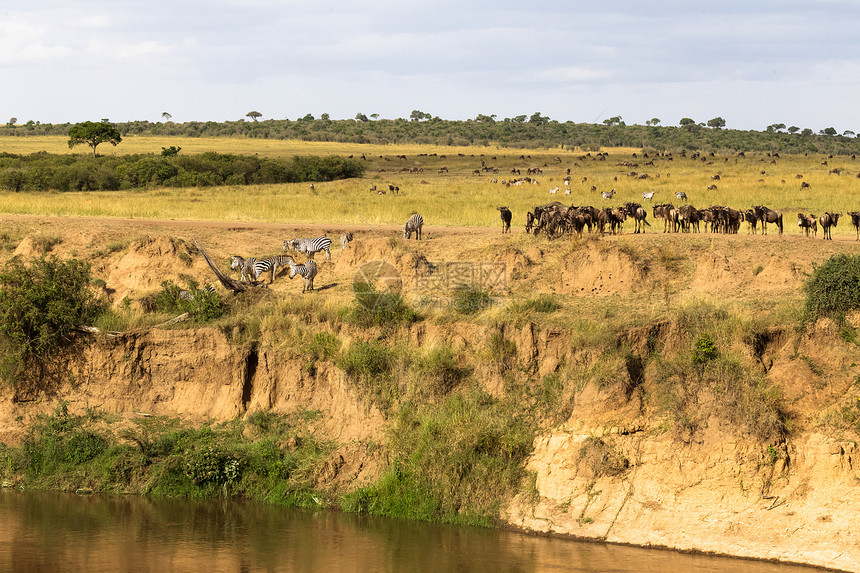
[193,239,265,293]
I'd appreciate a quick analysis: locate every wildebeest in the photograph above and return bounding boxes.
[497,206,512,234]
[753,205,783,235]
[743,209,759,234]
[623,202,650,233]
[848,211,860,240]
[800,181,811,189]
[797,213,817,237]
[819,212,840,240]
[707,184,718,191]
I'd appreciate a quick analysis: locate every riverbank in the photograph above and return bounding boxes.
[1,215,859,571]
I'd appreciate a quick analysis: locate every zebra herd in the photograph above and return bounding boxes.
[226,215,423,294]
[229,233,353,293]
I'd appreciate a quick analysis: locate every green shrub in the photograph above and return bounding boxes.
[451,285,493,314]
[343,390,534,526]
[803,254,860,324]
[339,340,398,411]
[693,333,718,364]
[151,279,226,322]
[347,282,418,327]
[0,256,105,387]
[417,346,469,396]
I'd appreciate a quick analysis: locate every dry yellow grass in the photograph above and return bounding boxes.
[0,137,859,234]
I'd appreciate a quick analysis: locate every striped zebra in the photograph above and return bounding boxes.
[231,255,295,282]
[283,236,332,260]
[231,255,259,282]
[179,285,216,301]
[288,259,318,293]
[340,232,354,250]
[403,213,423,240]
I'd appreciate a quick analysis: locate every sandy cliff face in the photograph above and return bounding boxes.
[1,318,857,570]
[2,216,860,571]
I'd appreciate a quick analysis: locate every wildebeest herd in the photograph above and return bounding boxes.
[516,201,857,240]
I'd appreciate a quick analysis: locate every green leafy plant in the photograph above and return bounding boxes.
[803,254,860,324]
[347,282,418,327]
[451,285,493,314]
[0,256,105,387]
[151,280,226,322]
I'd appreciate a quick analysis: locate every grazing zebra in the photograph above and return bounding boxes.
[403,213,424,240]
[340,232,354,250]
[675,191,688,201]
[288,259,318,293]
[642,190,655,201]
[601,189,616,200]
[283,236,332,260]
[231,255,295,282]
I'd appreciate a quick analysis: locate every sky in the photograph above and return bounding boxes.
[2,0,859,133]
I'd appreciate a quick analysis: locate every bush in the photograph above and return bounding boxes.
[418,346,469,396]
[0,256,105,387]
[343,390,535,526]
[151,280,226,322]
[347,282,418,327]
[451,285,493,314]
[803,254,860,324]
[338,340,398,411]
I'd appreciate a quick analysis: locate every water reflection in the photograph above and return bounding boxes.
[0,490,827,572]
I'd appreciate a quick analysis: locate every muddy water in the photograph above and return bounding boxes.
[0,490,828,572]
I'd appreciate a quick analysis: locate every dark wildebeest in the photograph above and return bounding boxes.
[754,205,783,235]
[847,211,860,240]
[797,213,817,237]
[624,202,650,233]
[743,209,759,234]
[819,212,840,240]
[497,206,512,234]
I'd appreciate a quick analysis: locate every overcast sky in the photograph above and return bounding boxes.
[3,1,858,133]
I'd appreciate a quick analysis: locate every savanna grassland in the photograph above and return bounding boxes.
[0,135,859,233]
[2,135,860,571]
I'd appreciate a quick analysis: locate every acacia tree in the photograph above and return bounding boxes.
[707,117,726,129]
[246,111,262,121]
[162,112,172,121]
[67,121,122,157]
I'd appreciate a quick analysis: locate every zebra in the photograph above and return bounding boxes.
[403,213,424,240]
[288,259,318,293]
[232,255,295,282]
[283,236,332,260]
[179,285,216,301]
[231,255,259,282]
[340,232,354,250]
[255,255,297,282]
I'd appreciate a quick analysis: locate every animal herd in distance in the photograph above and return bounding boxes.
[224,199,857,296]
[515,201,857,240]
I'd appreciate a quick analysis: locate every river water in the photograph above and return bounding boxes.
[0,490,829,572]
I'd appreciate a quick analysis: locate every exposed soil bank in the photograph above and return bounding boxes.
[1,215,859,571]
